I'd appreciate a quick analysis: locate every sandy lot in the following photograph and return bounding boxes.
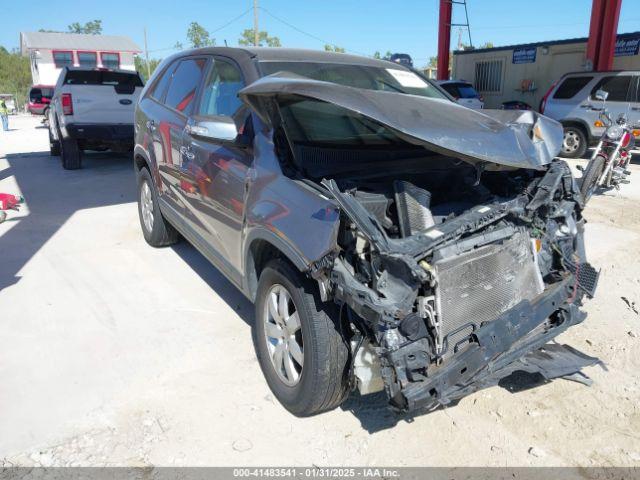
[1,115,639,467]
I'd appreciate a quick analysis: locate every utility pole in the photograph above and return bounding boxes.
[253,0,259,46]
[457,27,463,50]
[144,27,151,80]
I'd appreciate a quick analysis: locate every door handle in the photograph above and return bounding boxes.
[631,107,640,111]
[179,145,195,160]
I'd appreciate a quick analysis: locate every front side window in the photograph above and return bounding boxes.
[259,61,445,99]
[164,58,208,116]
[198,59,244,117]
[100,52,120,69]
[591,75,633,102]
[553,76,593,99]
[77,52,97,68]
[53,51,73,68]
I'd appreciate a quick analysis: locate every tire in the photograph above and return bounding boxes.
[59,125,81,170]
[254,259,350,416]
[137,167,179,247]
[49,127,60,156]
[561,126,588,159]
[580,154,605,202]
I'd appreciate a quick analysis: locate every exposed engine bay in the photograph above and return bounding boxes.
[240,75,602,413]
[308,156,600,412]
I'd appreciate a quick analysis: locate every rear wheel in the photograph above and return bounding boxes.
[561,126,588,159]
[137,167,179,247]
[59,126,81,170]
[580,154,605,202]
[49,126,60,156]
[254,259,350,416]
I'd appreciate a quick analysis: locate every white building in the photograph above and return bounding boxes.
[20,31,141,86]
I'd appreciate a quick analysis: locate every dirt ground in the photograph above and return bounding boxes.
[1,115,639,467]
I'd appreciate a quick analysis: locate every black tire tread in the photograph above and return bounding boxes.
[580,155,605,201]
[254,259,350,416]
[137,167,179,247]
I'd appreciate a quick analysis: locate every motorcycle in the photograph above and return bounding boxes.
[579,89,638,202]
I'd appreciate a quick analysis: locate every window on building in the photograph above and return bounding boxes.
[164,58,208,116]
[53,51,74,68]
[590,75,633,102]
[100,52,120,69]
[474,59,503,93]
[77,52,97,68]
[198,59,245,118]
[553,76,594,99]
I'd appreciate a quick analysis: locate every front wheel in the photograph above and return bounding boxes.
[580,154,606,202]
[254,259,350,416]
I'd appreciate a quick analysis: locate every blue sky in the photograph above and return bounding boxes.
[2,0,639,67]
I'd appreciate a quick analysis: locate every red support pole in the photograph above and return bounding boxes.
[437,0,452,80]
[595,0,622,71]
[586,0,605,70]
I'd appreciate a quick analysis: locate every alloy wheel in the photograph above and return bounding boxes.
[140,180,154,233]
[263,284,304,386]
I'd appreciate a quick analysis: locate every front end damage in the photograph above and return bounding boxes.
[312,161,600,412]
[240,74,601,413]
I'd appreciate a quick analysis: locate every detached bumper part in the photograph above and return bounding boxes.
[388,276,600,412]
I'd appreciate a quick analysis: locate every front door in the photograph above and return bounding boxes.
[583,73,636,138]
[180,57,252,275]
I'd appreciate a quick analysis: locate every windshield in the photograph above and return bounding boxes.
[259,61,446,99]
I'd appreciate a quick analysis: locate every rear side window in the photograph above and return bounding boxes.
[590,75,633,102]
[457,84,479,98]
[150,63,177,102]
[63,70,143,87]
[164,58,208,116]
[553,76,593,99]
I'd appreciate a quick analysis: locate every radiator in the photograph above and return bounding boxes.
[433,230,544,359]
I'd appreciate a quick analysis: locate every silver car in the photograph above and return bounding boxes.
[541,70,640,158]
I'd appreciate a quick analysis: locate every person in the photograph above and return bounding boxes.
[0,99,8,131]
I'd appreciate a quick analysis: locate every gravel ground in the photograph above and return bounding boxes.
[1,115,639,467]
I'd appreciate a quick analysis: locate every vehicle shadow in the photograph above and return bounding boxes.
[0,150,134,292]
[170,242,254,327]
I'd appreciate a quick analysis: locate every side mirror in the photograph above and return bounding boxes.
[594,89,609,101]
[186,116,238,142]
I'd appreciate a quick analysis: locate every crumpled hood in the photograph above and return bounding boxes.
[239,73,563,170]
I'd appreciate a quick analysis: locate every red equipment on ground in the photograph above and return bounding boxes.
[0,193,24,223]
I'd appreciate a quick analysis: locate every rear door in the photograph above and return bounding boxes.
[180,56,251,275]
[63,70,144,124]
[146,57,209,214]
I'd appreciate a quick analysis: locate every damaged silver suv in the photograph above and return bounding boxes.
[134,48,599,416]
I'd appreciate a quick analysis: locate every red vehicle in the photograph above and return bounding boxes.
[28,85,54,115]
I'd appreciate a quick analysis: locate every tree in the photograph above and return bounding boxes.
[187,22,214,48]
[134,56,161,82]
[67,20,102,35]
[373,51,393,60]
[0,47,33,109]
[238,29,281,47]
[324,45,345,53]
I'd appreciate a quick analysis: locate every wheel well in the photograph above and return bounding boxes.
[134,154,149,172]
[561,120,589,137]
[246,239,298,301]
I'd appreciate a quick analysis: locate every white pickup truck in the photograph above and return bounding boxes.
[48,67,144,169]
